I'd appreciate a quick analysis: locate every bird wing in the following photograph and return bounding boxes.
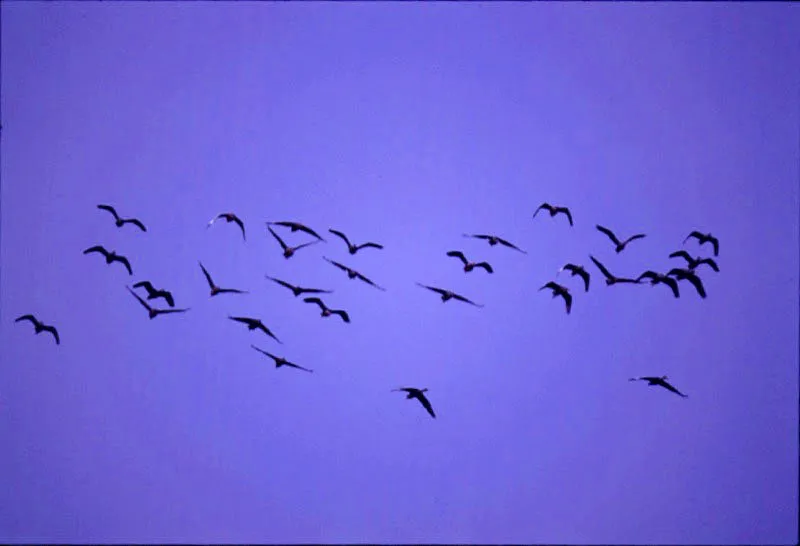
[683,230,704,244]
[295,223,324,240]
[452,293,483,307]
[328,229,352,248]
[156,308,189,315]
[416,282,445,296]
[589,255,614,280]
[463,233,490,240]
[217,287,248,294]
[293,240,320,252]
[576,269,590,292]
[446,250,468,264]
[259,324,282,344]
[228,316,252,326]
[127,286,152,311]
[97,204,120,221]
[533,203,551,218]
[662,276,680,298]
[709,236,719,256]
[265,275,295,291]
[207,214,221,227]
[540,281,559,292]
[232,216,246,240]
[303,297,326,309]
[561,290,573,314]
[284,361,313,373]
[267,226,288,250]
[198,262,215,288]
[356,242,383,251]
[595,225,621,246]
[113,255,133,275]
[699,258,720,272]
[299,287,333,295]
[331,309,350,323]
[415,392,437,418]
[83,245,109,257]
[123,218,147,232]
[623,233,646,245]
[355,271,386,290]
[476,262,493,273]
[683,272,707,298]
[41,325,60,344]
[557,207,574,226]
[657,379,688,397]
[497,237,526,253]
[669,250,693,264]
[15,314,37,325]
[636,271,658,282]
[160,290,175,307]
[323,256,349,272]
[132,280,153,292]
[251,344,279,362]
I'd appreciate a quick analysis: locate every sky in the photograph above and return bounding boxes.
[1,2,798,544]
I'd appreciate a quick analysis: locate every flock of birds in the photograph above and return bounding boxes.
[14,202,722,417]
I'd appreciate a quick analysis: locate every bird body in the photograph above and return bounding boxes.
[15,314,60,344]
[392,387,436,418]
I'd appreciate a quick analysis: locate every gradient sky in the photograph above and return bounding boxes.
[2,3,798,544]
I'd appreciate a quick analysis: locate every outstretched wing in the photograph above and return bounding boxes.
[122,218,147,232]
[284,361,314,373]
[267,226,288,251]
[355,271,386,291]
[662,276,680,298]
[415,392,437,418]
[265,275,295,291]
[576,269,590,292]
[540,281,560,293]
[533,203,552,218]
[258,324,283,344]
[328,229,352,248]
[331,309,351,323]
[97,204,120,221]
[41,325,60,344]
[446,250,468,265]
[622,233,646,246]
[416,282,445,296]
[683,231,704,244]
[113,254,133,275]
[497,237,526,253]
[232,215,246,240]
[462,233,490,241]
[132,280,154,293]
[589,255,614,280]
[556,207,574,226]
[216,287,248,295]
[595,225,621,246]
[126,286,152,312]
[560,290,573,314]
[683,272,707,298]
[355,242,383,251]
[303,297,326,310]
[451,293,484,307]
[15,314,38,325]
[198,262,215,288]
[156,308,189,315]
[698,258,720,272]
[83,245,109,257]
[228,316,253,326]
[669,250,693,264]
[159,290,175,307]
[636,270,659,283]
[476,262,493,274]
[709,235,719,256]
[251,343,279,362]
[323,256,349,272]
[657,379,688,398]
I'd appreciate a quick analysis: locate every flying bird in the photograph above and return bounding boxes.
[322,257,386,290]
[415,283,484,307]
[83,245,133,275]
[533,203,573,226]
[462,233,526,254]
[132,281,175,307]
[267,225,320,259]
[96,204,147,232]
[207,212,246,240]
[589,255,641,286]
[595,225,646,253]
[14,314,60,344]
[251,344,313,373]
[557,263,590,292]
[328,229,384,254]
[198,261,248,296]
[392,387,436,419]
[669,250,719,271]
[446,251,493,274]
[126,286,189,319]
[683,231,719,256]
[666,267,707,298]
[228,316,282,344]
[539,281,572,314]
[265,275,333,297]
[636,271,680,298]
[267,221,326,241]
[629,376,688,398]
[303,297,350,323]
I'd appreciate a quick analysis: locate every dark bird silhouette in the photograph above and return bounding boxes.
[265,275,333,297]
[416,283,484,307]
[132,281,175,307]
[303,297,350,323]
[251,344,313,373]
[595,225,646,253]
[666,267,707,298]
[207,212,246,240]
[669,250,719,272]
[589,255,641,286]
[83,245,133,275]
[97,204,147,232]
[636,271,680,298]
[392,387,436,418]
[557,263,590,292]
[629,376,688,398]
[328,229,384,254]
[228,316,282,344]
[533,202,573,226]
[14,314,60,344]
[126,286,189,319]
[683,231,719,256]
[446,251,493,274]
[462,233,526,254]
[267,221,326,241]
[198,261,248,296]
[539,281,572,314]
[322,257,386,291]
[267,225,320,259]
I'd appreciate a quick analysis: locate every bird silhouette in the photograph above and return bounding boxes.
[328,229,383,254]
[198,261,248,296]
[462,233,526,253]
[265,275,333,297]
[539,281,573,314]
[251,345,313,373]
[589,255,640,286]
[666,267,707,298]
[683,231,719,256]
[595,225,646,253]
[392,387,436,418]
[322,257,386,291]
[97,204,147,232]
[533,203,573,226]
[416,283,484,307]
[636,271,680,298]
[446,251,493,273]
[83,245,133,275]
[132,281,175,307]
[557,263,590,292]
[229,316,282,344]
[669,250,719,272]
[267,225,320,259]
[126,286,189,319]
[14,314,60,344]
[267,221,326,241]
[303,297,350,323]
[207,212,246,240]
[629,376,688,398]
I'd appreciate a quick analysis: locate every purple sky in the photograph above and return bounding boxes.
[2,3,798,544]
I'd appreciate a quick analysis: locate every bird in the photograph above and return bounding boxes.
[533,202,573,226]
[83,245,133,275]
[198,261,248,296]
[132,281,175,307]
[595,225,646,253]
[446,251,493,274]
[392,387,436,419]
[267,221,326,241]
[126,286,189,319]
[636,271,680,298]
[683,231,719,256]
[251,344,313,373]
[462,233,526,254]
[415,283,484,307]
[228,316,282,344]
[96,204,147,232]
[14,314,60,344]
[589,255,641,286]
[666,267,707,298]
[267,225,320,259]
[669,250,719,272]
[629,376,688,398]
[303,297,350,323]
[207,212,246,240]
[322,257,386,291]
[328,229,384,254]
[265,275,334,297]
[539,281,572,314]
[557,263,590,292]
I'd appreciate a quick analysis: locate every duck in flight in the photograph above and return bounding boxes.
[557,263,590,292]
[267,225,320,259]
[683,231,719,256]
[629,376,688,398]
[208,212,246,241]
[446,251,493,274]
[539,281,572,314]
[97,204,147,232]
[132,281,175,307]
[251,344,313,373]
[265,275,333,297]
[14,314,60,344]
[323,257,386,291]
[666,267,707,298]
[595,225,646,253]
[228,316,282,344]
[198,261,248,296]
[303,297,350,323]
[533,202,573,226]
[392,387,436,419]
[416,283,484,307]
[636,271,680,298]
[589,255,640,286]
[328,228,383,254]
[669,250,719,272]
[267,221,326,241]
[126,286,189,319]
[462,233,526,254]
[83,245,133,275]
